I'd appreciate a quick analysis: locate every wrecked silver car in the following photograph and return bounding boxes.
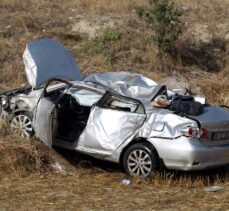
[1,38,229,177]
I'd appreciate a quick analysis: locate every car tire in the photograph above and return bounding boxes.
[10,112,34,138]
[123,143,158,177]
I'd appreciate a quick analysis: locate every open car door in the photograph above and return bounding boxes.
[33,97,55,147]
[77,91,147,156]
[33,79,72,147]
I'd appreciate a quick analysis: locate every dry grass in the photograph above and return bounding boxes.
[0,120,55,178]
[0,174,228,210]
[0,0,229,209]
[0,118,228,210]
[0,0,228,100]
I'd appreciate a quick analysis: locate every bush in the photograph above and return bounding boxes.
[138,0,182,53]
[84,28,121,65]
[100,28,121,42]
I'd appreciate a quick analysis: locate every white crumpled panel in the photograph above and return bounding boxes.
[139,110,196,139]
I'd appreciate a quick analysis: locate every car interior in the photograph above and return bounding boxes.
[56,93,91,142]
[41,85,90,142]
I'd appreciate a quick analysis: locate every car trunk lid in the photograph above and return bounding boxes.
[190,106,229,146]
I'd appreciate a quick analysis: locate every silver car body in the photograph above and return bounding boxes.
[1,38,229,172]
[32,74,229,171]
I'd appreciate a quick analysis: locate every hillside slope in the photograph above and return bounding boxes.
[0,0,228,104]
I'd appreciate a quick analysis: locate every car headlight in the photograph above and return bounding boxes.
[1,97,9,109]
[1,98,7,106]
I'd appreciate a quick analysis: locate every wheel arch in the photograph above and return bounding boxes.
[119,137,160,167]
[11,110,34,123]
[12,109,33,116]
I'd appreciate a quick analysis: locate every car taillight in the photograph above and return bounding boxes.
[200,128,208,140]
[179,126,200,138]
[180,126,208,140]
[187,127,200,138]
[188,127,199,137]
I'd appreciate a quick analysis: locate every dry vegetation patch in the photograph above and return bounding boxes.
[0,122,228,209]
[0,120,54,178]
[0,0,228,103]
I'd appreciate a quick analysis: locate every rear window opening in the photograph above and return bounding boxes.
[102,95,145,114]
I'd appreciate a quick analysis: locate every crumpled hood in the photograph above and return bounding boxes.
[23,38,82,89]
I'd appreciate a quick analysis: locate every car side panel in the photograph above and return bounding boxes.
[148,136,229,170]
[77,106,146,156]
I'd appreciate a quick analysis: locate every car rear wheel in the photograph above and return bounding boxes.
[10,112,33,138]
[123,143,158,177]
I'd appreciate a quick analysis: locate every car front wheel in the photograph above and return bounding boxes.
[10,112,33,138]
[123,143,158,177]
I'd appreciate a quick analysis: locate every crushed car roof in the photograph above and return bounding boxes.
[23,38,82,89]
[84,72,161,104]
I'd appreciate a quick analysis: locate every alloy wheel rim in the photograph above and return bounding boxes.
[11,115,33,138]
[127,149,152,177]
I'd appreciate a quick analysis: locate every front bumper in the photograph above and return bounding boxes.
[149,136,229,171]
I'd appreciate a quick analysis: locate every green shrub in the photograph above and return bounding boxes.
[100,28,121,42]
[84,28,121,65]
[138,0,182,53]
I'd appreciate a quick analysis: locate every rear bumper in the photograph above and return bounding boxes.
[149,137,229,171]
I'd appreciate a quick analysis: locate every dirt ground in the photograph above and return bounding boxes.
[0,130,228,210]
[0,173,228,210]
[0,141,228,210]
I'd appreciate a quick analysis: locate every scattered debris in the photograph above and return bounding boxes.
[51,162,67,175]
[204,186,224,192]
[121,179,132,185]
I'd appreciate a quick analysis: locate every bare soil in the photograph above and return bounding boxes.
[0,173,228,210]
